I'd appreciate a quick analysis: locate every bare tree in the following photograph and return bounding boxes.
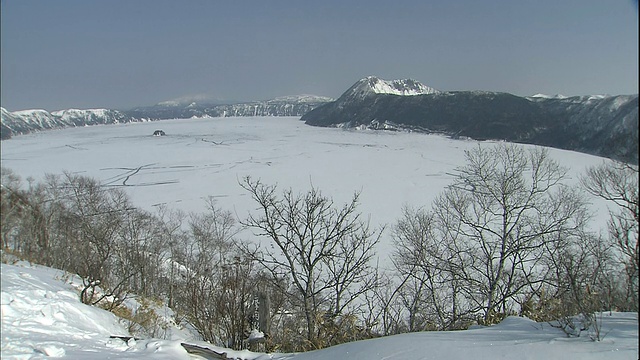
[240,177,379,349]
[40,172,137,307]
[540,229,616,340]
[392,206,472,331]
[363,271,407,336]
[1,167,24,251]
[1,170,268,343]
[153,205,188,310]
[173,198,261,350]
[0,169,56,262]
[393,144,591,325]
[581,161,639,311]
[117,207,167,298]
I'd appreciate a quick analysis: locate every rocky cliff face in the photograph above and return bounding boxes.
[302,77,639,164]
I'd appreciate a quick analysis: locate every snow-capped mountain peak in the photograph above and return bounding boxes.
[341,76,440,101]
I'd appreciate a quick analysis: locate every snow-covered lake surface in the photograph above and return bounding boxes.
[1,261,637,359]
[0,116,613,256]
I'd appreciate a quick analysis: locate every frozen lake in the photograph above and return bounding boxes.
[0,116,612,256]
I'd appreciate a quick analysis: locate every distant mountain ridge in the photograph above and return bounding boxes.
[0,107,137,140]
[302,77,638,164]
[2,78,638,164]
[126,94,333,120]
[0,95,334,140]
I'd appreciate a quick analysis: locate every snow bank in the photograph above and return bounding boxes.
[1,261,637,359]
[288,314,638,360]
[0,262,190,359]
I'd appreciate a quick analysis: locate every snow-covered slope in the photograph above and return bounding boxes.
[1,262,637,359]
[289,314,638,360]
[1,108,62,139]
[1,107,136,139]
[52,108,129,125]
[11,109,61,128]
[0,262,191,359]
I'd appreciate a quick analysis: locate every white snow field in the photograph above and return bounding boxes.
[0,116,613,255]
[1,261,637,359]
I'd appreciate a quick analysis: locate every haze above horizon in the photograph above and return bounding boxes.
[1,0,638,112]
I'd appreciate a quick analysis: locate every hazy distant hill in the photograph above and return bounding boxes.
[124,95,333,120]
[302,77,638,164]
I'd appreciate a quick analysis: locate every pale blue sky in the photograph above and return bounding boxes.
[1,0,638,111]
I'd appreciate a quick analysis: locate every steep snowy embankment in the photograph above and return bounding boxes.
[1,262,190,359]
[2,261,637,359]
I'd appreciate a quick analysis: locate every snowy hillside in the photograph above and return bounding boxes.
[1,262,192,359]
[1,262,637,359]
[0,107,136,139]
[288,314,638,360]
[1,108,62,139]
[52,108,126,124]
